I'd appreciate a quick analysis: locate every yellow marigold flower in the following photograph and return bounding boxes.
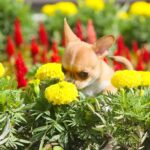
[129,1,150,17]
[0,63,5,78]
[111,70,141,88]
[56,2,78,15]
[41,2,78,16]
[35,63,64,81]
[139,71,150,86]
[117,11,129,20]
[85,0,104,11]
[41,4,56,16]
[45,81,78,105]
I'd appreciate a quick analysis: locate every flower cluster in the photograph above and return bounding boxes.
[139,71,150,86]
[85,0,104,11]
[35,63,64,81]
[129,1,150,17]
[35,63,78,105]
[45,81,78,105]
[111,70,150,88]
[0,63,5,78]
[41,2,78,16]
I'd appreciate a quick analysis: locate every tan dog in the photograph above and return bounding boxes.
[62,19,133,96]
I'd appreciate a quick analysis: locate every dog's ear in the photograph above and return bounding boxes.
[64,18,80,45]
[92,35,115,55]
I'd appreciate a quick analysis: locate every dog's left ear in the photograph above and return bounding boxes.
[92,35,115,55]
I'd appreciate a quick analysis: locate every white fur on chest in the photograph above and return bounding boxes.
[81,80,110,96]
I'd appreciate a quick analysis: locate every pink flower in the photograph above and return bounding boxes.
[75,20,83,40]
[87,19,96,44]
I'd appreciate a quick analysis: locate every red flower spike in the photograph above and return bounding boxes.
[15,52,28,88]
[14,18,23,47]
[61,32,66,47]
[15,52,28,74]
[142,48,149,63]
[51,41,59,53]
[132,40,138,54]
[16,72,27,88]
[75,20,83,40]
[41,49,48,64]
[114,49,121,56]
[51,41,61,62]
[114,62,124,71]
[87,19,96,44]
[116,35,125,55]
[31,38,39,64]
[6,36,15,59]
[50,52,61,62]
[124,47,131,61]
[39,22,49,47]
[136,55,144,71]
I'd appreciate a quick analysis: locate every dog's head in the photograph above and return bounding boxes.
[62,19,115,89]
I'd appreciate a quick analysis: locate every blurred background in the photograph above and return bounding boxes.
[0,0,150,76]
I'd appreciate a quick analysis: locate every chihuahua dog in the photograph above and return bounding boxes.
[62,19,133,96]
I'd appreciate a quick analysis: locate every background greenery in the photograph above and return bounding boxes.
[1,75,150,150]
[0,0,35,51]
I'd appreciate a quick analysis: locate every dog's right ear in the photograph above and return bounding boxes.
[64,18,80,45]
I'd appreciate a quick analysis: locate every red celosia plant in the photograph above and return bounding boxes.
[136,55,144,71]
[15,52,28,88]
[40,49,48,64]
[30,38,39,64]
[38,22,49,48]
[115,35,125,55]
[113,35,127,70]
[14,18,23,47]
[6,36,15,59]
[132,40,139,54]
[50,52,61,62]
[124,47,131,61]
[75,20,83,40]
[114,62,124,71]
[51,41,59,53]
[50,41,61,62]
[61,32,66,47]
[87,19,96,44]
[142,47,149,63]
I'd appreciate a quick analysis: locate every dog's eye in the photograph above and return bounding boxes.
[77,71,89,80]
[62,66,67,73]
